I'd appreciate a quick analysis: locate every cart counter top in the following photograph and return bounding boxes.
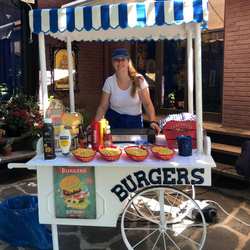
[24,150,216,170]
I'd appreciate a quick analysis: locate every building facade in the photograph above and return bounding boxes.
[223,0,250,129]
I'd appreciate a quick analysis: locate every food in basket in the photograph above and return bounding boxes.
[72,148,96,162]
[124,146,148,161]
[60,175,89,209]
[151,145,173,155]
[125,147,147,156]
[99,146,122,161]
[99,147,121,156]
[151,145,175,160]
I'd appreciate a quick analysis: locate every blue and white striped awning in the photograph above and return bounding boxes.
[29,0,208,41]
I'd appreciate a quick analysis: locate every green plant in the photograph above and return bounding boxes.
[79,110,91,129]
[3,94,43,137]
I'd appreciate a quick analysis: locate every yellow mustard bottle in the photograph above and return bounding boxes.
[59,126,71,155]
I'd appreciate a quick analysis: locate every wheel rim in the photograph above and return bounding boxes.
[121,186,207,250]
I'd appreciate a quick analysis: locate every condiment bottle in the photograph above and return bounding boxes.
[78,124,87,148]
[104,125,112,147]
[91,120,100,150]
[59,126,72,155]
[99,118,107,146]
[43,118,56,160]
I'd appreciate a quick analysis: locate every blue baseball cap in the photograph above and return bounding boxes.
[112,48,129,60]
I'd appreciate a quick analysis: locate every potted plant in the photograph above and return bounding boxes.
[1,94,43,150]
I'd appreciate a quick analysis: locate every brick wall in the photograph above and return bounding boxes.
[38,0,71,8]
[223,0,250,129]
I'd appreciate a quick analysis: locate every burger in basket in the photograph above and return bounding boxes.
[98,145,122,161]
[124,146,148,161]
[151,145,175,160]
[60,175,89,209]
[72,148,96,162]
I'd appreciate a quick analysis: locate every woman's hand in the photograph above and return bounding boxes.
[150,121,161,135]
[95,91,110,121]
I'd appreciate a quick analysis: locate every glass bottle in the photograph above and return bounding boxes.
[59,126,72,155]
[104,125,112,147]
[43,118,56,160]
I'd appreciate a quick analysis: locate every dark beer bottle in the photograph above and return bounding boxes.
[43,118,56,160]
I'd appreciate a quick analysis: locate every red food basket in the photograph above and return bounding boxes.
[72,148,96,162]
[151,145,175,161]
[124,146,149,162]
[98,145,122,161]
[163,120,197,149]
[73,152,96,162]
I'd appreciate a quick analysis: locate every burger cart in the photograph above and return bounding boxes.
[8,1,216,250]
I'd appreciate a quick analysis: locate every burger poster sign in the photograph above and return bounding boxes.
[54,166,96,219]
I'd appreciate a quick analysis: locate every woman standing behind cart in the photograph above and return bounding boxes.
[95,48,161,134]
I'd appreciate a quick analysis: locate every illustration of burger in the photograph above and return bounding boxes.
[60,175,89,209]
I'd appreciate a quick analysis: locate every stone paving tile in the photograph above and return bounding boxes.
[59,225,79,233]
[0,187,23,201]
[196,188,242,222]
[203,227,239,250]
[58,235,80,250]
[242,239,250,250]
[226,208,250,236]
[17,181,37,195]
[80,226,121,244]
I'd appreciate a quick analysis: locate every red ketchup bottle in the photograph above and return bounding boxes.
[91,121,100,150]
[104,125,112,147]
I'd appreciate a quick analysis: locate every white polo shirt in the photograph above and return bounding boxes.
[102,74,148,116]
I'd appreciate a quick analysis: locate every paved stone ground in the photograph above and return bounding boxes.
[0,170,250,250]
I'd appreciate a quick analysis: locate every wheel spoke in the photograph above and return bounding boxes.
[152,232,162,250]
[171,223,205,229]
[163,232,181,250]
[162,232,167,250]
[139,197,157,218]
[124,227,158,231]
[125,210,159,225]
[132,228,158,249]
[166,227,201,247]
[166,193,179,221]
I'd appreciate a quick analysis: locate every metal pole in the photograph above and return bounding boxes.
[187,28,194,114]
[194,23,203,153]
[38,33,48,117]
[66,36,75,112]
[159,189,165,229]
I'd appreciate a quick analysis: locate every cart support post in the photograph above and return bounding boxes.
[187,28,194,114]
[38,33,48,117]
[194,23,203,153]
[51,224,59,250]
[66,36,75,113]
[159,189,165,228]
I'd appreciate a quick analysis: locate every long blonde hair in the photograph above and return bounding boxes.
[128,60,141,97]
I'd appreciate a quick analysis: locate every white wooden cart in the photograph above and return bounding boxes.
[9,1,216,249]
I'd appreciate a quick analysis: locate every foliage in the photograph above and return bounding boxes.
[79,110,91,129]
[2,94,43,137]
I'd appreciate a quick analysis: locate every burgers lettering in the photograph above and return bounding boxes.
[111,168,205,202]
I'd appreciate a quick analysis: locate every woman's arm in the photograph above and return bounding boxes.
[95,91,110,121]
[139,88,161,134]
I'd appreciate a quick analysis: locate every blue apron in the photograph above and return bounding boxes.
[105,109,143,129]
